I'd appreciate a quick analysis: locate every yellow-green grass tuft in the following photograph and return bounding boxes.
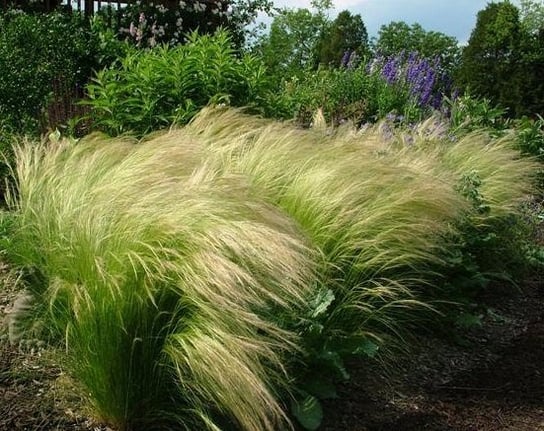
[3,107,538,431]
[181,108,469,339]
[5,136,316,430]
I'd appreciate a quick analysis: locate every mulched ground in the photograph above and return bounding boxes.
[1,263,543,430]
[321,274,544,431]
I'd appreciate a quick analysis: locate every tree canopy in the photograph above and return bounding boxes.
[456,0,544,117]
[317,10,368,67]
[373,21,460,72]
[254,0,332,76]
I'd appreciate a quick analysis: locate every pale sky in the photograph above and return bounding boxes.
[269,0,525,45]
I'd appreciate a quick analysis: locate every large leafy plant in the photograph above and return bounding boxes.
[85,30,270,136]
[0,10,99,134]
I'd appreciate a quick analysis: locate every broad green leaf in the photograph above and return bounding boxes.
[291,394,323,431]
[302,377,338,399]
[309,289,335,318]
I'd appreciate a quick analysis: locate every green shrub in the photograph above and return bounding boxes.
[446,94,509,135]
[265,62,430,127]
[514,115,544,160]
[94,0,271,49]
[0,10,102,134]
[85,30,270,136]
[285,68,397,124]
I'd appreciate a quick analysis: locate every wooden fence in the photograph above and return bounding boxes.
[47,77,92,135]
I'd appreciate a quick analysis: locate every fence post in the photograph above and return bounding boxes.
[84,0,93,16]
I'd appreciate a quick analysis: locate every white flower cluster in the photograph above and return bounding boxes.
[118,0,228,48]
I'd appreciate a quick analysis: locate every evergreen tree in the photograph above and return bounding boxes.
[457,1,523,116]
[317,10,368,67]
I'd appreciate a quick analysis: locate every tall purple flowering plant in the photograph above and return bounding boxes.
[370,51,454,113]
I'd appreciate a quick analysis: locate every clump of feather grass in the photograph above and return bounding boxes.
[5,135,317,431]
[372,115,540,279]
[181,108,471,345]
[389,117,538,222]
[3,107,538,431]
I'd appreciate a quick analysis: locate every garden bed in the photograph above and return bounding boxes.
[321,274,544,431]
[1,262,543,430]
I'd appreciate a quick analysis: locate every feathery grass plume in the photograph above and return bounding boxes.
[5,135,317,431]
[183,107,468,344]
[369,116,539,281]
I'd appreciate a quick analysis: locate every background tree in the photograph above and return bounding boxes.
[456,1,521,114]
[316,10,368,67]
[516,0,544,115]
[456,0,544,117]
[373,21,460,72]
[519,0,544,34]
[254,0,332,76]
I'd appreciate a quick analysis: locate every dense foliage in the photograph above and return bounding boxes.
[0,11,99,133]
[254,0,332,76]
[316,10,368,67]
[95,0,274,48]
[457,0,544,117]
[373,21,460,73]
[85,31,269,136]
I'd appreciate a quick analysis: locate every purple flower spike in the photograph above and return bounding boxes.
[341,50,351,68]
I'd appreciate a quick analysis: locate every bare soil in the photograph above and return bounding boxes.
[321,274,544,431]
[1,264,543,431]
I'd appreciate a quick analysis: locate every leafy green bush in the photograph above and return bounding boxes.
[446,94,509,135]
[515,115,544,160]
[85,30,270,136]
[94,0,272,49]
[265,66,412,126]
[0,10,101,134]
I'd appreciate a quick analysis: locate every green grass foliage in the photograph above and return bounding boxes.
[4,132,316,430]
[1,107,538,430]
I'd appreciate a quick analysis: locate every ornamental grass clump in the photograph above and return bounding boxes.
[2,107,538,431]
[368,116,539,283]
[4,134,316,431]
[183,107,537,342]
[182,108,469,345]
